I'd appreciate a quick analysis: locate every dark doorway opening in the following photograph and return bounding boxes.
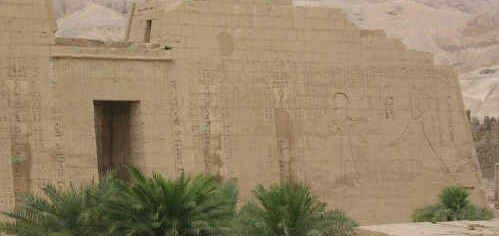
[94,101,140,181]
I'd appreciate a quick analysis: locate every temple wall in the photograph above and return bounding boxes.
[0,0,56,214]
[0,0,172,213]
[129,0,487,224]
[0,0,489,225]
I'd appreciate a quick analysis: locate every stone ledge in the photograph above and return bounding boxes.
[51,52,173,61]
[51,39,173,61]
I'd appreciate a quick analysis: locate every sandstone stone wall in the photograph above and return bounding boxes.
[0,0,170,218]
[128,0,487,224]
[0,0,489,226]
[50,42,173,183]
[0,0,56,218]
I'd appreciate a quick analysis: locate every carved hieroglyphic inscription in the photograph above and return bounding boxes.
[496,164,499,209]
[0,0,57,209]
[8,60,33,205]
[0,83,14,218]
[170,79,185,175]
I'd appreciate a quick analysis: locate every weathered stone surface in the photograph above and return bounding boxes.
[0,0,489,225]
[496,163,499,208]
[0,0,56,219]
[0,0,169,218]
[359,220,499,236]
[127,0,487,224]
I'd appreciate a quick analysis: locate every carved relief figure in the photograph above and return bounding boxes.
[387,84,452,179]
[327,92,366,189]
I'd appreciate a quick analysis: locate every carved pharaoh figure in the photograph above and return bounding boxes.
[326,92,367,189]
[386,83,452,181]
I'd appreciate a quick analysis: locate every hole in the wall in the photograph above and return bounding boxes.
[144,19,152,43]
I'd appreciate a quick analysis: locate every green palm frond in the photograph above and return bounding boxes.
[236,182,357,236]
[412,186,494,222]
[0,175,120,236]
[104,167,237,236]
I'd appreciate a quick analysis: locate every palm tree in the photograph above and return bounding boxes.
[104,167,238,236]
[0,175,119,236]
[236,182,357,236]
[412,186,494,222]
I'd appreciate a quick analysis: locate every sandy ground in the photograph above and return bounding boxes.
[359,219,499,236]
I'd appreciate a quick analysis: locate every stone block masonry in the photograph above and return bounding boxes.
[128,0,488,224]
[0,0,489,225]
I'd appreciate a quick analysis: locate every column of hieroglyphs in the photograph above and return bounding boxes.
[496,163,499,208]
[0,0,15,218]
[4,0,33,206]
[0,85,14,220]
[0,0,57,211]
[0,27,14,218]
[1,0,34,208]
[31,0,62,195]
[30,0,61,195]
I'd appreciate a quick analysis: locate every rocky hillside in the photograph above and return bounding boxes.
[52,0,139,17]
[53,0,499,117]
[461,66,499,118]
[56,3,127,41]
[295,0,499,117]
[412,0,498,14]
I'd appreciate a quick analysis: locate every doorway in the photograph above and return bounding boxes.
[94,101,140,181]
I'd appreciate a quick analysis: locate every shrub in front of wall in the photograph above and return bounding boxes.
[412,186,494,222]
